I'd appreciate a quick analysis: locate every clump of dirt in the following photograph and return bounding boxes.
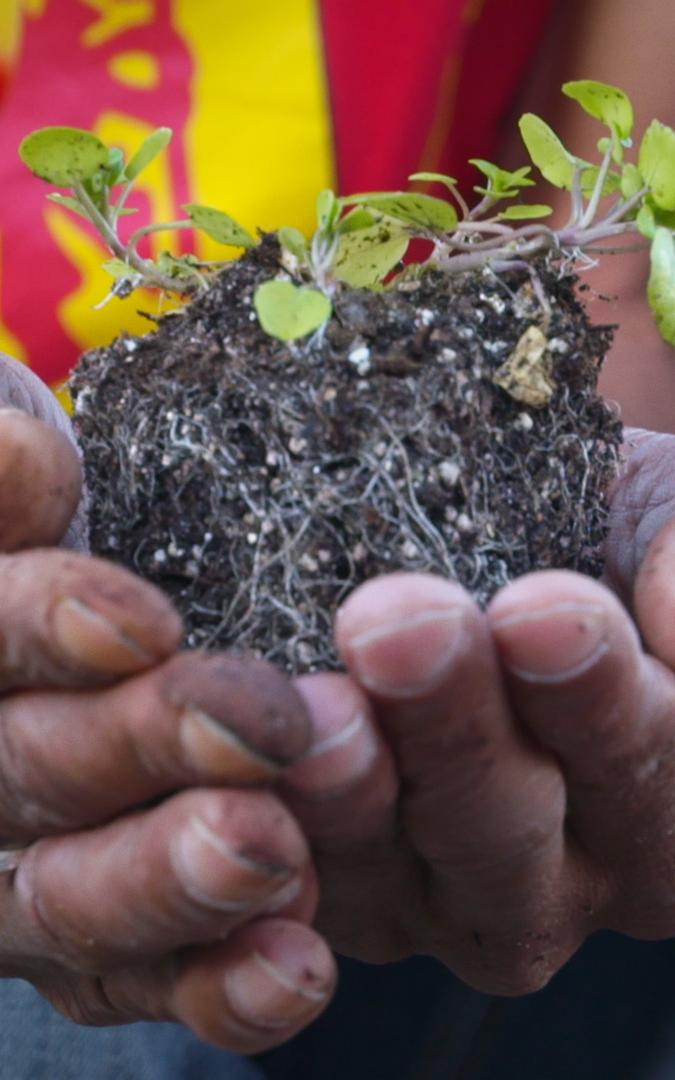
[71,236,622,673]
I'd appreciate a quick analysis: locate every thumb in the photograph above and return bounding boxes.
[0,354,86,552]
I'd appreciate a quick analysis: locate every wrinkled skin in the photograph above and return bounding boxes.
[1,353,675,1050]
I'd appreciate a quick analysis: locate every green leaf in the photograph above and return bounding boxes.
[316,189,339,232]
[639,120,675,210]
[620,162,643,200]
[183,203,256,248]
[254,280,332,341]
[469,159,535,197]
[19,126,108,186]
[636,204,656,239]
[102,258,133,280]
[498,204,553,220]
[647,226,675,345]
[335,222,409,287]
[278,226,308,259]
[124,127,172,182]
[337,207,377,234]
[408,171,459,193]
[562,80,634,141]
[105,147,126,185]
[46,193,91,220]
[49,190,137,220]
[579,165,621,196]
[518,114,584,190]
[340,191,457,233]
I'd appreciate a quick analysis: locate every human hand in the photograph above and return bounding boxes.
[0,358,335,1051]
[284,428,675,995]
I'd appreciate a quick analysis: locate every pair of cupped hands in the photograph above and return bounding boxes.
[0,355,675,1055]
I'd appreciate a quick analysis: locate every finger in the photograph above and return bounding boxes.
[0,652,312,838]
[634,517,675,667]
[489,570,675,931]
[0,548,182,691]
[283,673,399,849]
[41,920,335,1055]
[336,573,565,874]
[0,408,81,551]
[5,789,317,972]
[336,574,576,989]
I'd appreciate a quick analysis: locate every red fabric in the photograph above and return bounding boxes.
[320,0,557,195]
[0,2,192,386]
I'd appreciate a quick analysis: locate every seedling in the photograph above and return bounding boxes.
[19,79,675,346]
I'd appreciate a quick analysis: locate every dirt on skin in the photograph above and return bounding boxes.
[70,236,623,673]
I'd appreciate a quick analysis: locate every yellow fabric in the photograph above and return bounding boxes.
[173,0,334,257]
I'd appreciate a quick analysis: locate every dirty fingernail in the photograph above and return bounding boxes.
[172,815,292,912]
[53,596,153,673]
[179,706,280,782]
[288,711,377,794]
[492,603,608,683]
[345,608,464,697]
[225,949,330,1030]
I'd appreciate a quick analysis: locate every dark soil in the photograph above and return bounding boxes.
[71,236,622,673]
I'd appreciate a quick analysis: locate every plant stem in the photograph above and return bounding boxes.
[579,139,615,229]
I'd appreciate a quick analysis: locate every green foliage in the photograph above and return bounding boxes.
[17,79,675,350]
[498,204,553,221]
[469,160,535,198]
[639,121,675,210]
[316,189,340,232]
[124,127,172,182]
[620,162,643,199]
[408,171,459,193]
[563,80,634,141]
[334,222,409,287]
[518,114,580,190]
[19,126,108,186]
[254,280,331,341]
[278,226,308,260]
[340,191,457,232]
[183,204,256,248]
[648,227,675,344]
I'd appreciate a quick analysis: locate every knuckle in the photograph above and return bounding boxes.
[0,702,74,835]
[43,975,121,1027]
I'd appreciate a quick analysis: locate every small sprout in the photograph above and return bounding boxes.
[253,280,332,341]
[183,204,256,248]
[18,78,675,351]
[124,126,172,182]
[19,126,108,186]
[469,160,536,198]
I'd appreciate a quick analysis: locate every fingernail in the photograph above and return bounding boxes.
[171,815,292,912]
[346,608,465,698]
[52,596,153,673]
[0,407,27,418]
[225,950,329,1030]
[289,711,377,794]
[179,706,280,782]
[492,603,608,683]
